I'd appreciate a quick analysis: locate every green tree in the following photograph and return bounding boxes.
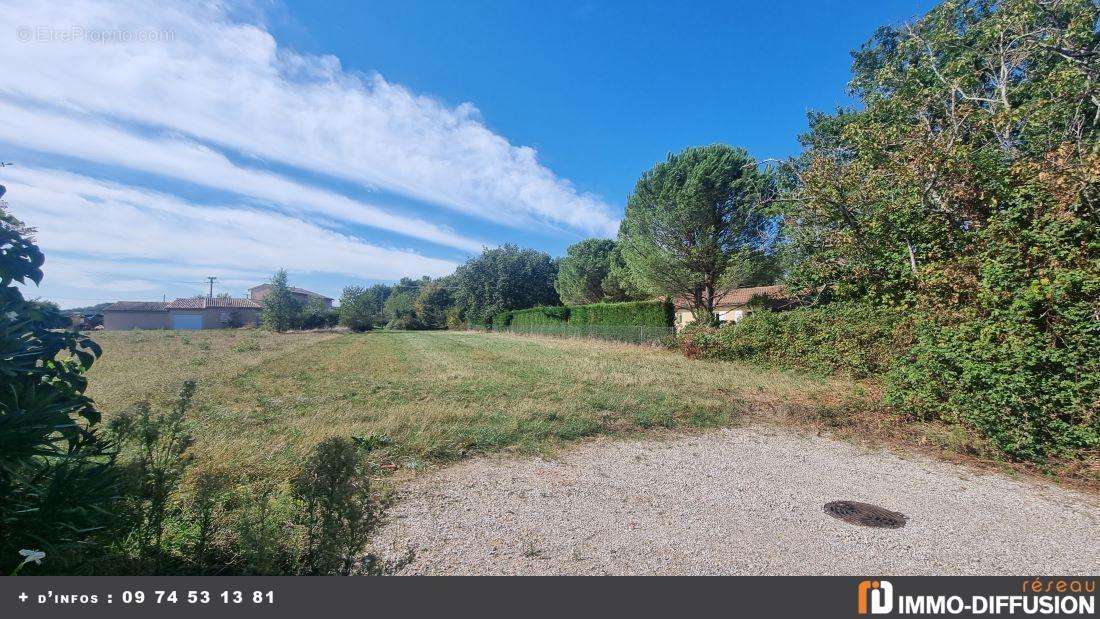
[554,238,617,305]
[618,144,772,322]
[364,284,392,324]
[381,277,426,329]
[451,244,560,326]
[260,269,300,332]
[783,0,1099,460]
[414,279,452,329]
[0,203,117,571]
[601,242,648,301]
[338,286,374,332]
[299,297,335,330]
[382,290,416,322]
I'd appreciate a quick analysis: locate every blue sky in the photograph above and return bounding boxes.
[2,0,934,308]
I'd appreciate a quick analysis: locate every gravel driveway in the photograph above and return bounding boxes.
[372,426,1100,575]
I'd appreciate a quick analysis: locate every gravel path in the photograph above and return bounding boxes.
[372,426,1100,575]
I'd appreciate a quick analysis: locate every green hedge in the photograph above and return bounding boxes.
[569,300,674,329]
[492,300,674,344]
[678,302,904,379]
[496,300,673,330]
[508,306,570,327]
[491,310,513,328]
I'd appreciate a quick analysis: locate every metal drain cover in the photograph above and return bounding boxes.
[823,500,907,528]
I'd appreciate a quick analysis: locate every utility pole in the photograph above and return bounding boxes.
[206,276,217,299]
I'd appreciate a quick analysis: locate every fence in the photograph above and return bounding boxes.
[490,323,674,345]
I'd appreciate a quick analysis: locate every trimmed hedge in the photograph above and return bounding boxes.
[495,300,673,330]
[569,300,674,329]
[508,305,570,327]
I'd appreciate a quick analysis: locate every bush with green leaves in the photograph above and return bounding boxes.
[0,204,117,573]
[413,280,451,329]
[108,381,197,567]
[339,286,375,332]
[506,306,570,327]
[86,383,391,576]
[773,0,1099,462]
[677,303,903,379]
[298,298,338,330]
[292,437,378,575]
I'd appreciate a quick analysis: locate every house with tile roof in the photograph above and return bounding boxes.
[248,283,333,308]
[103,296,261,330]
[671,285,791,331]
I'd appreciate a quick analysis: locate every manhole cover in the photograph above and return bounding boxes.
[823,500,907,528]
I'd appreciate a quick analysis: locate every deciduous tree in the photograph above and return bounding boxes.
[260,269,300,332]
[451,244,559,326]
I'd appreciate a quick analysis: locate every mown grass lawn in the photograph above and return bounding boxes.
[86,329,851,480]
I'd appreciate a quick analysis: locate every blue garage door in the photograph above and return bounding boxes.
[171,313,204,330]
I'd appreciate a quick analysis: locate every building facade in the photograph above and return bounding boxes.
[103,297,261,330]
[672,285,789,331]
[248,284,333,308]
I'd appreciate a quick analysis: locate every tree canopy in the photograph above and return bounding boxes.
[618,144,773,321]
[260,269,300,332]
[451,244,559,326]
[554,238,618,305]
[338,286,374,332]
[414,279,452,329]
[778,0,1099,460]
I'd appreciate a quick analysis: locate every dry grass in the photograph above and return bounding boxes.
[85,328,339,414]
[85,330,851,480]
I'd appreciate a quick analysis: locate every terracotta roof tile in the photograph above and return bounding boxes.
[103,301,168,312]
[671,285,789,310]
[165,297,262,310]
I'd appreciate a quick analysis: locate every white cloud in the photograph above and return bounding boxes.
[1,0,620,236]
[3,166,459,295]
[0,101,486,253]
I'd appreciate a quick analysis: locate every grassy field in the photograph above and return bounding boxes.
[86,329,852,480]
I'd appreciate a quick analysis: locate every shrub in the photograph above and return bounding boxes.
[292,437,377,575]
[677,302,903,378]
[84,384,391,575]
[491,310,513,328]
[298,298,338,330]
[385,315,423,330]
[339,286,375,332]
[444,307,465,330]
[108,381,197,564]
[0,205,117,572]
[496,300,673,331]
[888,317,1098,462]
[260,270,302,332]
